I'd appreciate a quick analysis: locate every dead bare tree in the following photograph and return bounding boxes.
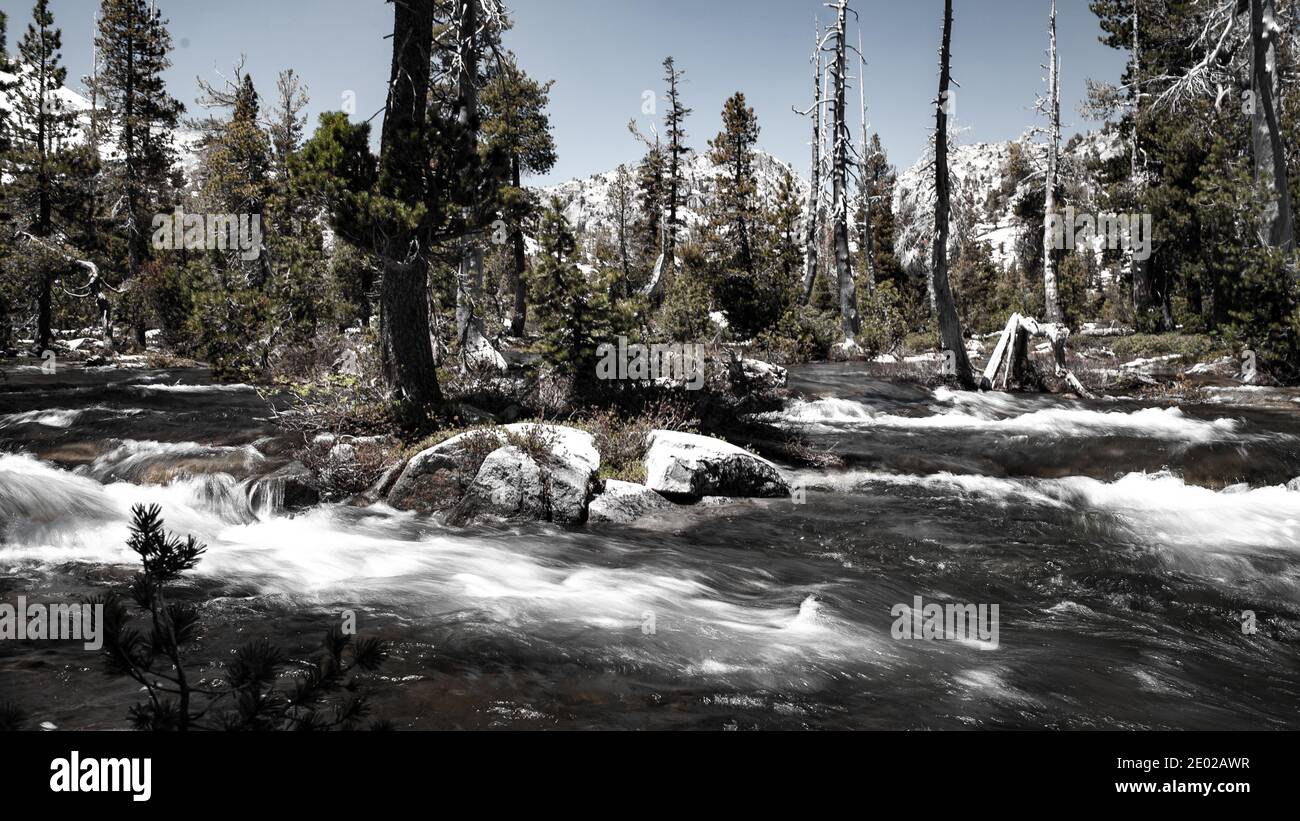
[796,23,824,306]
[1040,0,1063,324]
[981,313,1093,397]
[857,26,876,294]
[932,0,976,389]
[826,0,861,345]
[980,4,1090,399]
[1127,0,1155,314]
[1248,0,1294,254]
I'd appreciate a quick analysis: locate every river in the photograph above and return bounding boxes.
[1,359,1298,729]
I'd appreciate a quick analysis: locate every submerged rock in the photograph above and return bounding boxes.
[588,479,674,524]
[643,430,789,499]
[248,461,320,513]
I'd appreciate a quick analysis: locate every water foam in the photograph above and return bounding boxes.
[769,395,1243,441]
[0,409,84,429]
[0,454,887,686]
[804,467,1300,553]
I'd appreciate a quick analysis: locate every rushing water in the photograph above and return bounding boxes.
[1,358,1298,729]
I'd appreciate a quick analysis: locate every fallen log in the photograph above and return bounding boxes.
[980,312,1095,399]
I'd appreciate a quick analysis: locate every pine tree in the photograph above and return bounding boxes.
[182,71,279,373]
[481,57,556,336]
[199,74,272,222]
[661,57,691,277]
[89,0,184,346]
[1089,0,1165,324]
[95,505,390,731]
[0,11,12,157]
[9,0,84,350]
[856,134,904,293]
[634,137,666,267]
[0,11,11,352]
[446,0,509,371]
[715,165,803,338]
[707,92,760,275]
[292,111,377,216]
[768,167,804,290]
[608,163,637,297]
[292,113,379,330]
[267,69,308,178]
[374,0,441,407]
[531,198,609,380]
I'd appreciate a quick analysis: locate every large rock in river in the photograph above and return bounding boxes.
[643,430,789,499]
[588,479,674,524]
[449,426,600,525]
[386,427,501,511]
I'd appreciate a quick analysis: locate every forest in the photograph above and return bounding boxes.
[0,0,1298,736]
[1,0,1296,414]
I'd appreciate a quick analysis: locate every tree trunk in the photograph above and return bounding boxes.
[456,238,504,369]
[1249,0,1295,254]
[453,0,505,369]
[830,1,860,342]
[665,68,681,270]
[858,30,876,294]
[508,155,528,336]
[1128,0,1154,317]
[36,279,52,352]
[799,29,823,306]
[380,255,440,404]
[932,0,976,389]
[36,157,53,351]
[36,40,53,352]
[1042,0,1063,324]
[616,173,632,299]
[377,0,441,407]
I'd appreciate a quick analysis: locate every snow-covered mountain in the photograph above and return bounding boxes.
[0,67,204,180]
[537,149,809,243]
[537,129,1122,277]
[894,128,1124,276]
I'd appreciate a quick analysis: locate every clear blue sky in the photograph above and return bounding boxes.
[0,0,1128,184]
